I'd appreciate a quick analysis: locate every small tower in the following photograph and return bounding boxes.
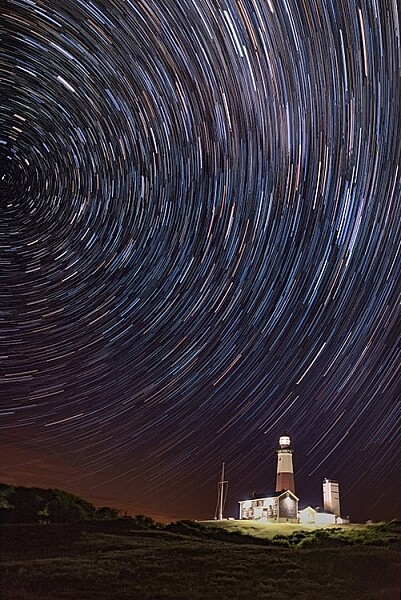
[276,435,295,494]
[323,478,341,518]
[214,463,228,521]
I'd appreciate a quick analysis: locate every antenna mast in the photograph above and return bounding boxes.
[215,462,228,521]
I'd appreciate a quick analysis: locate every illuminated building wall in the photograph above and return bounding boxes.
[239,490,298,522]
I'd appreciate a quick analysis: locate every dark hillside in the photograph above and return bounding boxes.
[1,521,400,599]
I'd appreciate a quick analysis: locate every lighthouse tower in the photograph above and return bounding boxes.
[276,435,295,494]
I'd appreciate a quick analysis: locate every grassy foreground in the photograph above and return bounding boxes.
[1,520,400,599]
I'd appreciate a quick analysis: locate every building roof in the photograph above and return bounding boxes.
[239,490,299,502]
[298,505,316,513]
[299,505,334,515]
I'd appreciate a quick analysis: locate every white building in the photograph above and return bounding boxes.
[239,490,299,523]
[298,506,336,526]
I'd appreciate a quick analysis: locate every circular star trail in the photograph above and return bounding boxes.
[1,0,400,520]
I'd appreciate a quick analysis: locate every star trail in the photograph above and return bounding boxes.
[1,0,400,521]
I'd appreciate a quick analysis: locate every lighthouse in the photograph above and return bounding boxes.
[276,435,295,494]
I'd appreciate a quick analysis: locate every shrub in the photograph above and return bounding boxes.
[131,514,155,529]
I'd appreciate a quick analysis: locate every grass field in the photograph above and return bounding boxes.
[1,520,400,599]
[202,519,324,538]
[201,519,370,539]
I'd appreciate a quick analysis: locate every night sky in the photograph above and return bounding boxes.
[1,0,400,523]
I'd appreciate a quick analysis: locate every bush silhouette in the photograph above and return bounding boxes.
[0,484,97,523]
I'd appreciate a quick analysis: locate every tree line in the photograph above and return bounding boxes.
[0,483,121,524]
